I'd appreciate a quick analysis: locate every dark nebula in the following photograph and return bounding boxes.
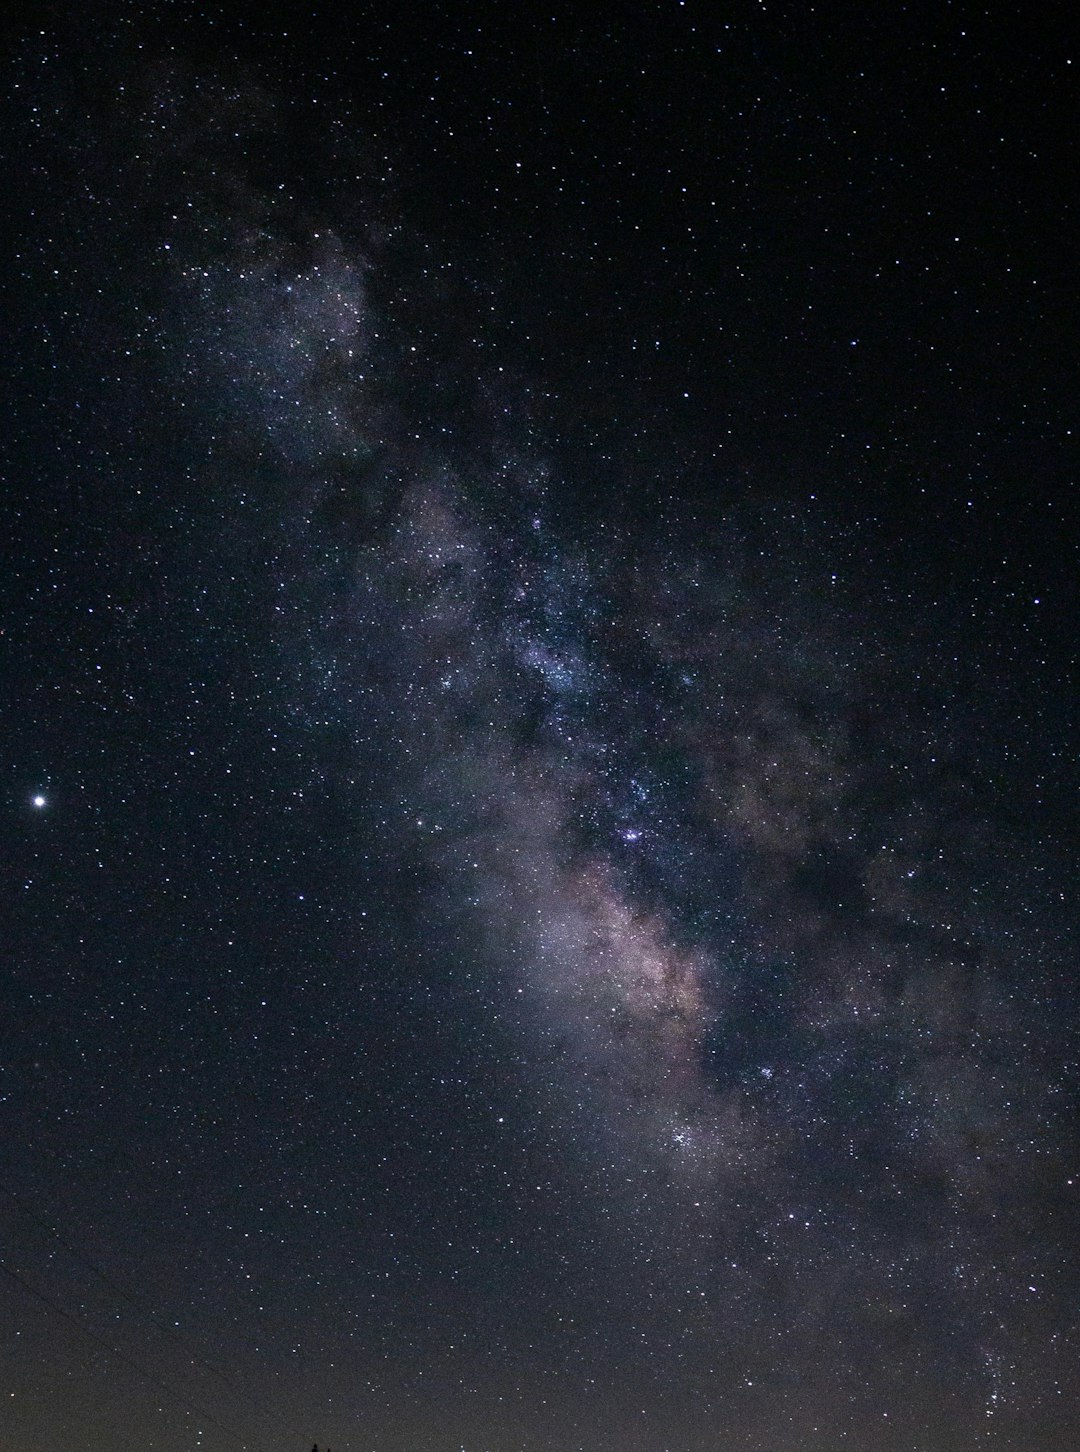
[2,5,1076,1450]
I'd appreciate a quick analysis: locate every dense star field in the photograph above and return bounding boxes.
[1,4,1077,1450]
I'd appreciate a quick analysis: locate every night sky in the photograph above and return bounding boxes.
[2,3,1077,1450]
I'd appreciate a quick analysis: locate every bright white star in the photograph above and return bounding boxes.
[32,794,47,809]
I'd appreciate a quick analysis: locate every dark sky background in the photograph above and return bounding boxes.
[1,3,1077,1450]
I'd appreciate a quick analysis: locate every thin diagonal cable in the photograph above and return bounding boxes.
[0,1179,313,1448]
[0,1257,261,1449]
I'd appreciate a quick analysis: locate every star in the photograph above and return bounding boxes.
[31,794,46,809]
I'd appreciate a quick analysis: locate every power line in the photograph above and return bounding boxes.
[1,1180,230,1377]
[0,1179,315,1450]
[0,1257,261,1449]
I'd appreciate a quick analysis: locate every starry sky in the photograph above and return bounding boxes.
[1,3,1077,1450]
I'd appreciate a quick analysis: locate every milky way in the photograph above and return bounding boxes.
[5,29,1077,1452]
[178,125,1076,1376]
